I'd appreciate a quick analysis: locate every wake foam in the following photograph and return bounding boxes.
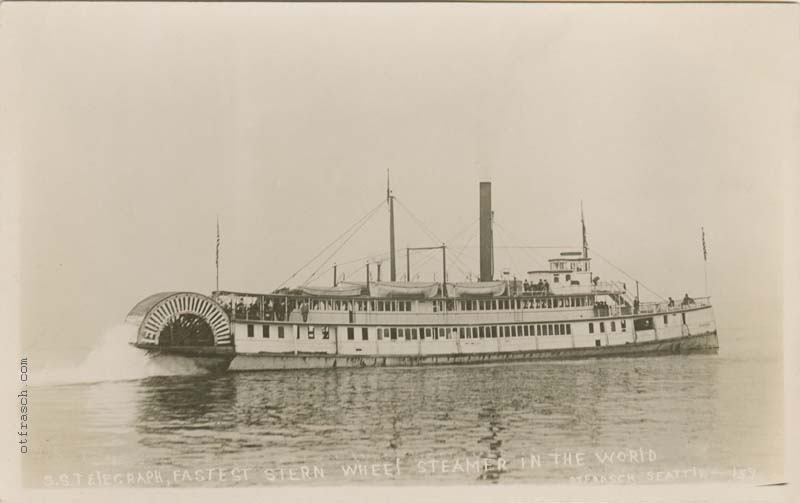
[35,324,209,387]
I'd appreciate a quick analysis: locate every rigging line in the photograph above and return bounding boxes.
[407,217,479,276]
[440,217,481,274]
[589,248,666,301]
[449,227,479,277]
[276,199,386,289]
[334,250,391,268]
[495,222,547,274]
[447,245,590,250]
[497,245,582,249]
[302,205,385,287]
[447,219,482,275]
[492,220,551,270]
[493,223,524,277]
[393,197,444,244]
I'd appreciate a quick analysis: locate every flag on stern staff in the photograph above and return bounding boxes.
[701,226,707,262]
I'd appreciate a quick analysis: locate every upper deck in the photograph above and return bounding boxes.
[213,288,711,326]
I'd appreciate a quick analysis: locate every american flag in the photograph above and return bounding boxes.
[701,226,707,262]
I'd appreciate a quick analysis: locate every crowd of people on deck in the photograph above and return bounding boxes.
[522,279,550,294]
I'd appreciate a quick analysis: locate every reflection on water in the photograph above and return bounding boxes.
[24,354,783,487]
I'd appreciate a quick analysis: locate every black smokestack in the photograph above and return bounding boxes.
[479,182,493,282]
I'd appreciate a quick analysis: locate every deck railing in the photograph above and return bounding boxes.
[637,297,711,314]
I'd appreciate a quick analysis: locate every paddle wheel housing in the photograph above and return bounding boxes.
[125,292,233,350]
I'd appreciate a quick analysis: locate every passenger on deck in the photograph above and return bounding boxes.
[523,279,530,292]
[668,297,675,308]
[682,293,694,306]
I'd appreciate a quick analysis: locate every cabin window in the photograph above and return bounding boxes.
[439,328,446,339]
[611,321,616,332]
[600,322,605,333]
[479,326,486,338]
[262,325,270,338]
[566,274,571,282]
[347,327,355,340]
[595,339,601,347]
[459,327,466,339]
[554,275,559,283]
[621,320,627,332]
[398,302,405,312]
[663,315,668,325]
[634,318,654,331]
[411,328,417,340]
[425,328,432,339]
[278,326,285,339]
[308,326,315,339]
[362,327,369,341]
[589,322,594,334]
[247,325,254,338]
[566,324,572,335]
[377,328,383,340]
[390,328,398,340]
[524,325,529,336]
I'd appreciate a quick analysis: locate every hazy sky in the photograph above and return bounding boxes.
[2,3,796,363]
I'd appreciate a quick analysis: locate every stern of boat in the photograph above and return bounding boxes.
[124,292,235,372]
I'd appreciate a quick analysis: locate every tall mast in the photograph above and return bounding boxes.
[581,201,588,259]
[388,170,397,282]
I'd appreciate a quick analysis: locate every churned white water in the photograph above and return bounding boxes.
[34,324,207,386]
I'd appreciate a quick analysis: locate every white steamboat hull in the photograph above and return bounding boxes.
[226,330,718,371]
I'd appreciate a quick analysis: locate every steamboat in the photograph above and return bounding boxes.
[125,181,718,371]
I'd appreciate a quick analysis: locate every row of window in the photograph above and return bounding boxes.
[246,323,580,341]
[243,315,666,341]
[298,296,595,313]
[588,320,627,334]
[375,323,574,341]
[247,324,288,339]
